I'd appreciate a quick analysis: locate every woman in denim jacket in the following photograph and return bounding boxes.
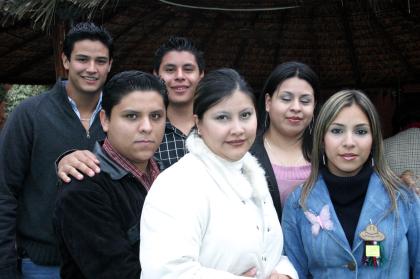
[282,89,420,279]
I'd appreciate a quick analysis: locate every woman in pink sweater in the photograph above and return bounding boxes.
[251,61,320,220]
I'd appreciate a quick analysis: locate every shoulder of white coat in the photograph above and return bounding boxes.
[243,152,270,199]
[148,153,206,197]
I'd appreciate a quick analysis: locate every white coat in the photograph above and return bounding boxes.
[140,133,298,279]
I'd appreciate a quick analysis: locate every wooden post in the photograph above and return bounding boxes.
[52,21,67,80]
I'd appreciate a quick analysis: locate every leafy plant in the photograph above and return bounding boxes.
[5,84,49,115]
[2,0,119,31]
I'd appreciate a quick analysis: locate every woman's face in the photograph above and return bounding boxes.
[323,104,373,177]
[196,90,257,161]
[265,77,315,138]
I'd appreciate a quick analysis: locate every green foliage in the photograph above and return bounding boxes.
[2,0,118,31]
[5,84,49,115]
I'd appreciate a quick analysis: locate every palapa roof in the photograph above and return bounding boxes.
[1,0,420,93]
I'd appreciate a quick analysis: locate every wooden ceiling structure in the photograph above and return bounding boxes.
[0,0,419,94]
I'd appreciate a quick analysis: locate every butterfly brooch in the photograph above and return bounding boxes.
[304,204,334,236]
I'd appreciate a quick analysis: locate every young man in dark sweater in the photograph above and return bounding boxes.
[0,22,113,278]
[56,37,205,181]
[54,71,167,278]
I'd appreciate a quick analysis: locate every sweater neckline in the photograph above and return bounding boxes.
[322,163,372,205]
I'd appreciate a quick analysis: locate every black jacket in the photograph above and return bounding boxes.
[250,135,282,221]
[0,81,105,278]
[54,143,147,279]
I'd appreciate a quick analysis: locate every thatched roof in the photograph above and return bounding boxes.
[1,0,420,93]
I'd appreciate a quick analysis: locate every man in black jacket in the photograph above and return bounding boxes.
[0,22,113,278]
[54,71,167,278]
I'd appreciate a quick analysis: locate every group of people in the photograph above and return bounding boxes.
[0,21,419,279]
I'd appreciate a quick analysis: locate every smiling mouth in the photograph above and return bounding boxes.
[227,139,245,146]
[172,86,188,93]
[287,117,303,124]
[82,76,99,81]
[341,154,357,160]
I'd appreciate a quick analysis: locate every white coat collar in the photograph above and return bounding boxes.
[186,132,269,202]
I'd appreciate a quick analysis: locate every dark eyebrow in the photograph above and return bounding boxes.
[281,91,313,96]
[151,109,165,114]
[355,123,370,128]
[96,56,109,61]
[74,54,109,61]
[330,123,345,127]
[121,109,139,114]
[330,123,369,127]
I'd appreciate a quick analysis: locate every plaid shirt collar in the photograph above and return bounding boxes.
[102,138,159,191]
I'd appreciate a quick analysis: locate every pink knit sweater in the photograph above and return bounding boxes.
[272,163,311,207]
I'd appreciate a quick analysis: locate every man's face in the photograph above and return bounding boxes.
[62,39,112,96]
[100,90,166,171]
[156,50,203,107]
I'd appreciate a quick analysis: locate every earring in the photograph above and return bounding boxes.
[322,154,326,165]
[371,156,375,167]
[197,129,201,136]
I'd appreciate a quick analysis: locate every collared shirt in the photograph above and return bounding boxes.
[102,138,160,191]
[66,85,102,127]
[154,120,192,170]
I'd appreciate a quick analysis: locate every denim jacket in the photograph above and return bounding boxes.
[282,172,420,279]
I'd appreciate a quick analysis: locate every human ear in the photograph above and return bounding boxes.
[61,53,70,70]
[100,110,110,132]
[265,93,271,112]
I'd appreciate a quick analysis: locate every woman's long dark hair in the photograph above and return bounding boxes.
[257,61,320,161]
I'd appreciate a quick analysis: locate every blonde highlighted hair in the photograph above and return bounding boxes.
[300,89,401,210]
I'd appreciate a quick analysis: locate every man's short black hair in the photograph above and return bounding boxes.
[63,22,113,60]
[102,71,168,118]
[153,36,205,74]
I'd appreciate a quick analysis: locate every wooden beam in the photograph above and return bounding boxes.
[52,21,67,80]
[0,75,55,85]
[338,3,361,87]
[0,49,54,81]
[0,33,44,57]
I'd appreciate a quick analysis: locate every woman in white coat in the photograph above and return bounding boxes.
[140,68,298,279]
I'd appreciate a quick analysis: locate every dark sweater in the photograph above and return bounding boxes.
[0,81,105,278]
[250,135,282,221]
[322,164,372,247]
[54,143,146,279]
